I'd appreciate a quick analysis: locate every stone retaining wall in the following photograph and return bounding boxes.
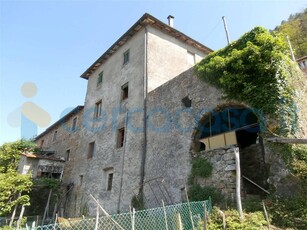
[195,147,238,200]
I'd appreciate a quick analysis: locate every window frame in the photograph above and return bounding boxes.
[104,168,114,191]
[187,51,195,65]
[40,139,44,148]
[121,83,129,101]
[107,172,113,191]
[117,127,125,148]
[53,130,58,142]
[72,117,77,131]
[97,71,103,86]
[79,175,83,185]
[94,100,102,119]
[87,141,95,159]
[65,149,70,161]
[123,49,130,65]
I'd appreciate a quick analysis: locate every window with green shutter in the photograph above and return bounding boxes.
[97,71,103,86]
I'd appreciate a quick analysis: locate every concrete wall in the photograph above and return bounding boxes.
[147,27,206,92]
[18,156,39,176]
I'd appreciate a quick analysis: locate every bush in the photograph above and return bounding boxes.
[196,207,267,230]
[265,195,307,229]
[191,157,213,179]
[188,184,223,205]
[131,193,145,210]
[242,196,263,212]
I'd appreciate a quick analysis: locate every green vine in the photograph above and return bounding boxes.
[195,26,303,137]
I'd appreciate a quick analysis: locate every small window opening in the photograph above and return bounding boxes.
[53,130,57,141]
[107,173,113,191]
[182,96,192,107]
[97,71,103,86]
[40,139,44,148]
[123,50,130,65]
[65,149,70,161]
[80,175,83,185]
[72,117,77,131]
[187,51,195,65]
[121,83,129,101]
[87,142,95,159]
[104,168,114,191]
[117,128,125,148]
[94,100,102,118]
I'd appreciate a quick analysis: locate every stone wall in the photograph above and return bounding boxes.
[195,147,237,200]
[145,68,225,206]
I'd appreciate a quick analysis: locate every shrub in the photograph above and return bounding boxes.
[196,207,267,230]
[188,184,223,205]
[265,195,307,229]
[191,157,213,178]
[131,193,145,210]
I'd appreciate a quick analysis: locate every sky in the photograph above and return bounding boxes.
[0,0,306,145]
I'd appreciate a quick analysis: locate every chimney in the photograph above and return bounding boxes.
[167,15,174,27]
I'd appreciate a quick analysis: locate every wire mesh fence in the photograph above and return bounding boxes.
[31,200,211,230]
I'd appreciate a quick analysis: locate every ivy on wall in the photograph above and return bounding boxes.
[195,27,303,136]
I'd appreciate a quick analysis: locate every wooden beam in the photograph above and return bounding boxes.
[266,138,307,144]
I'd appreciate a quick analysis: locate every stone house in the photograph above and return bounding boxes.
[297,55,307,76]
[35,13,307,217]
[18,152,65,179]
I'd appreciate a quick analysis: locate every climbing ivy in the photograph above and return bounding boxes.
[195,27,303,136]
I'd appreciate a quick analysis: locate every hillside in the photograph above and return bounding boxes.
[274,8,307,58]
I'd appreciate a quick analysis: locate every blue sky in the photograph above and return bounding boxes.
[0,0,306,145]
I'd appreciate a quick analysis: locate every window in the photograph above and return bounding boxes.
[121,83,129,101]
[104,168,114,191]
[107,173,113,191]
[53,130,57,141]
[94,100,102,118]
[40,139,44,148]
[97,71,103,86]
[80,175,83,185]
[123,50,130,65]
[117,128,125,148]
[187,51,195,65]
[72,117,77,131]
[65,149,70,161]
[87,141,95,159]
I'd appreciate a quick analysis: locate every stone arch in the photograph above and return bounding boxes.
[191,103,260,151]
[191,103,269,196]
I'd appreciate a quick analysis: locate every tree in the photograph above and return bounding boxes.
[0,140,35,216]
[274,8,307,58]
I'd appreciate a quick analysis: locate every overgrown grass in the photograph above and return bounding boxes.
[188,184,224,205]
[196,207,268,230]
[265,195,307,229]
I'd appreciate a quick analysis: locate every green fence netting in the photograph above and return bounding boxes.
[23,200,211,230]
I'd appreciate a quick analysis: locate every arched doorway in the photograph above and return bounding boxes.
[192,104,269,196]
